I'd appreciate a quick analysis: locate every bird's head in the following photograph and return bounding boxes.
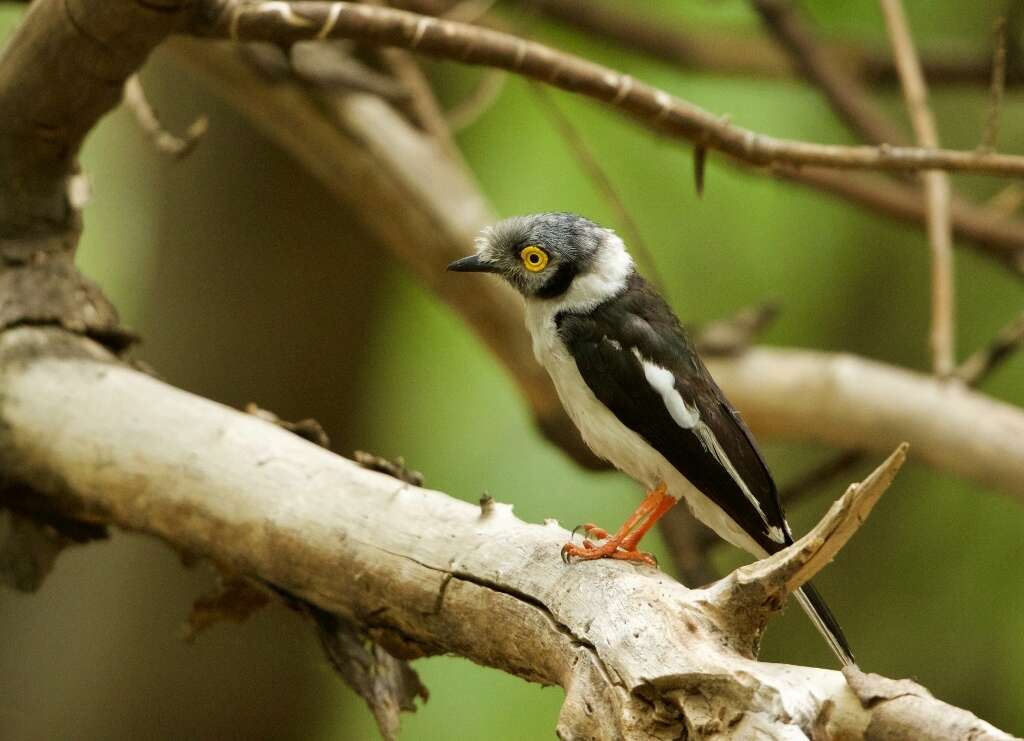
[447,212,633,305]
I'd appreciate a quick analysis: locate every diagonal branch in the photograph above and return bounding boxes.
[196,1,1024,177]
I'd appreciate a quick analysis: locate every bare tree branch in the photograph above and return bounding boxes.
[196,1,1024,177]
[707,347,1024,499]
[781,308,1024,505]
[3,327,1015,740]
[202,2,1024,278]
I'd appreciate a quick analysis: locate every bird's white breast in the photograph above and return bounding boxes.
[526,303,665,489]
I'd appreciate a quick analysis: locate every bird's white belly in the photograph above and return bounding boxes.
[546,344,665,488]
[526,308,761,555]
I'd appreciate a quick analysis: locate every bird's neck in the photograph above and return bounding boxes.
[523,238,634,366]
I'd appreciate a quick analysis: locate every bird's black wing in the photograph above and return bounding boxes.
[556,273,789,553]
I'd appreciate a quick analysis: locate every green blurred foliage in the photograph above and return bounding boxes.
[1,1,1023,739]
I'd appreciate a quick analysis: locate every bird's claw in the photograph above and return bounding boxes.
[560,542,573,564]
[571,522,609,542]
[561,540,659,567]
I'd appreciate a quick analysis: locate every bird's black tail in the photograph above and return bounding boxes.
[793,581,856,667]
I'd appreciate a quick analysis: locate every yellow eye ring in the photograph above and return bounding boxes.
[520,245,549,272]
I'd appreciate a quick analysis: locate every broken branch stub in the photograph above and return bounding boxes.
[707,444,908,643]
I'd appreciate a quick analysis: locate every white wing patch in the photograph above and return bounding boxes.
[633,348,699,428]
[633,349,784,544]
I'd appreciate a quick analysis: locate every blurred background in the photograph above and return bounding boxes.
[1,1,1022,739]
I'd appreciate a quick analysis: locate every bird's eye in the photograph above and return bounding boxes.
[520,246,549,272]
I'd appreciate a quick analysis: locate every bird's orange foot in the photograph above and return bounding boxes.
[560,537,658,566]
[560,482,675,569]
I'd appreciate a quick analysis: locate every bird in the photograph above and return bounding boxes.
[447,211,855,667]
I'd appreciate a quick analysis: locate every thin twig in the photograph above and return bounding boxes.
[205,2,1024,177]
[122,74,208,158]
[880,0,955,377]
[981,15,1008,151]
[527,83,661,288]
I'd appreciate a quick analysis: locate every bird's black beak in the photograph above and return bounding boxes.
[447,254,500,273]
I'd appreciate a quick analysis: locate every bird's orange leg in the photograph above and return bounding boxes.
[561,482,676,567]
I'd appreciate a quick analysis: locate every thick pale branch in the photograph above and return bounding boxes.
[199,1,1024,177]
[1,327,1015,740]
[707,348,1024,498]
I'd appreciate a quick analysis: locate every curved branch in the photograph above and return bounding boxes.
[707,348,1024,498]
[0,327,1013,740]
[197,1,1024,177]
